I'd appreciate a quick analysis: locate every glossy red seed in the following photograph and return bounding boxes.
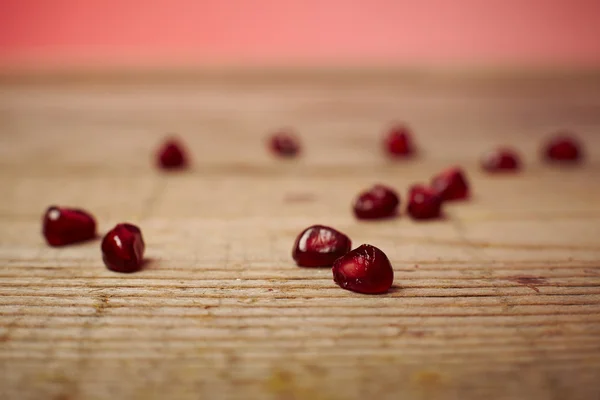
[407,185,442,220]
[101,223,145,273]
[384,125,414,157]
[544,134,582,162]
[332,244,394,294]
[292,225,352,267]
[353,184,400,220]
[42,206,96,247]
[157,138,188,169]
[269,131,300,157]
[431,167,469,201]
[481,148,521,172]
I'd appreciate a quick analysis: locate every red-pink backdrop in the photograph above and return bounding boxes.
[1,0,600,68]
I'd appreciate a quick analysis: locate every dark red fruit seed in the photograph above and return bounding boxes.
[353,184,400,220]
[42,206,96,247]
[157,137,188,169]
[481,148,521,172]
[431,167,469,201]
[101,223,145,273]
[407,185,442,220]
[544,134,582,162]
[269,131,300,157]
[332,244,394,294]
[292,225,352,267]
[384,125,414,157]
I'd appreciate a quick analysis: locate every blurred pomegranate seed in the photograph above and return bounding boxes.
[101,223,145,273]
[353,184,400,220]
[407,185,442,220]
[157,137,188,170]
[431,167,469,201]
[42,206,96,246]
[481,148,521,172]
[292,225,352,267]
[544,133,582,162]
[269,131,301,157]
[384,125,414,157]
[332,244,394,294]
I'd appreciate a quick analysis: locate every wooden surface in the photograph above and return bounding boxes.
[1,72,600,400]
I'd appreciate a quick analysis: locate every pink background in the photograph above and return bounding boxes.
[1,0,600,69]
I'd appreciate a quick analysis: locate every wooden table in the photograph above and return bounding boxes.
[1,70,600,400]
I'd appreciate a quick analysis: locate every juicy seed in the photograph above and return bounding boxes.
[42,206,97,246]
[101,223,145,273]
[431,167,469,201]
[332,244,394,294]
[292,225,352,267]
[353,184,400,220]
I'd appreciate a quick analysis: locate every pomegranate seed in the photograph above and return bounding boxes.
[481,148,521,172]
[407,185,442,220]
[42,206,96,246]
[431,167,469,201]
[384,125,414,157]
[101,223,145,273]
[544,134,582,162]
[157,137,188,169]
[292,225,352,267]
[332,244,394,294]
[269,131,300,157]
[353,184,400,220]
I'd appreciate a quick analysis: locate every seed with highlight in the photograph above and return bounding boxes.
[292,225,352,267]
[101,223,145,273]
[42,206,96,246]
[332,244,394,294]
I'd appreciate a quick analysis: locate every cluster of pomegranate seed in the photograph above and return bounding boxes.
[42,130,585,294]
[292,225,394,294]
[42,207,145,273]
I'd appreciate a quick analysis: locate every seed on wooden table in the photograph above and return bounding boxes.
[544,133,582,163]
[332,244,394,294]
[292,225,352,267]
[42,206,97,246]
[157,137,188,170]
[269,131,301,157]
[101,223,145,273]
[353,184,400,220]
[431,167,469,201]
[481,147,521,172]
[407,185,442,220]
[384,125,414,157]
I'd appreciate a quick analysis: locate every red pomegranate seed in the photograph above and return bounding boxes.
[544,134,582,162]
[269,131,300,157]
[384,125,414,157]
[332,244,394,294]
[42,206,96,246]
[431,167,469,201]
[407,185,442,220]
[353,184,400,220]
[101,223,145,273]
[292,225,352,267]
[157,137,188,169]
[481,148,521,172]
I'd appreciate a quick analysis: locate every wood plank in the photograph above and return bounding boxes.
[1,71,600,400]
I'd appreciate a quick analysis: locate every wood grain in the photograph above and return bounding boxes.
[1,71,600,400]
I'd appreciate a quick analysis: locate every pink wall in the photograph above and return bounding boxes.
[1,0,600,69]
